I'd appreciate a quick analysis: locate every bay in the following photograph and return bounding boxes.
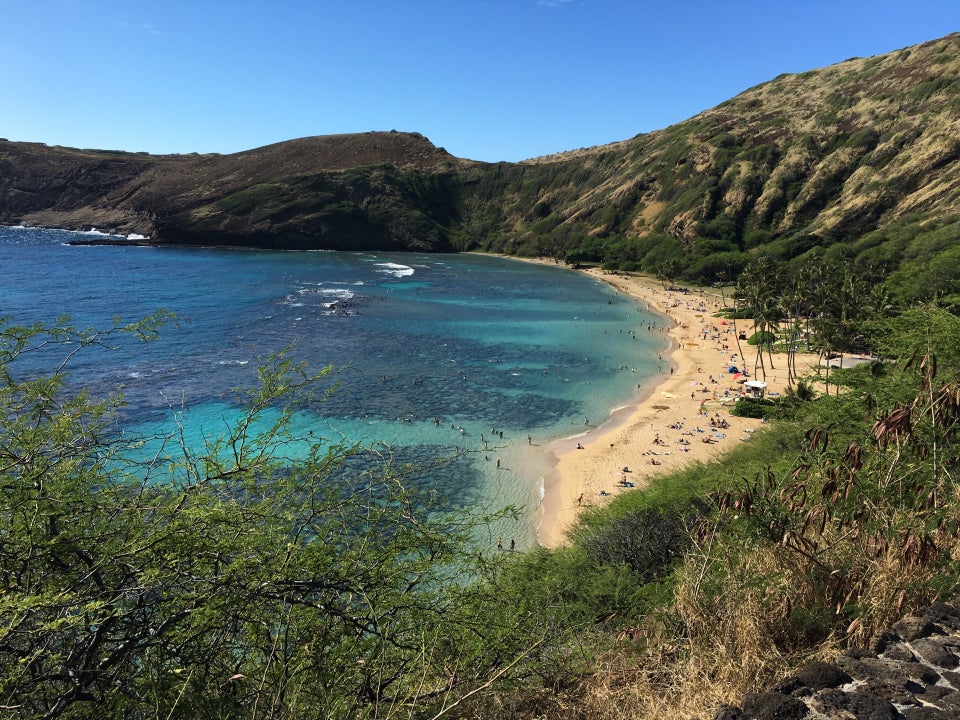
[0,226,666,545]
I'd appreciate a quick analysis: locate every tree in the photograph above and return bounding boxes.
[0,316,528,719]
[780,268,807,392]
[735,258,782,381]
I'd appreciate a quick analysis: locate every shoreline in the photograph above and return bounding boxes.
[536,369,665,542]
[506,263,818,548]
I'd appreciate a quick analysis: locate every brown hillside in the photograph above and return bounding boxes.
[0,131,474,249]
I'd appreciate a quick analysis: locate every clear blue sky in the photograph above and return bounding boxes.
[3,0,959,162]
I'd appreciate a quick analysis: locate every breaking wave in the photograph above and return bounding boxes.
[374,262,414,278]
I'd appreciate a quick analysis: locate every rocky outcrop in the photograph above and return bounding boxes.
[0,132,469,252]
[714,602,960,719]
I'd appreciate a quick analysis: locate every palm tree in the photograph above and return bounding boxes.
[736,258,781,382]
[779,273,807,392]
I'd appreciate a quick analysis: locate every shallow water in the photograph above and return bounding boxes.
[0,226,667,545]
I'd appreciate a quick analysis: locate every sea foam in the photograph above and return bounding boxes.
[296,287,356,307]
[374,262,415,278]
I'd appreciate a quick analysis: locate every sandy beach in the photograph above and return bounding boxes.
[536,269,819,548]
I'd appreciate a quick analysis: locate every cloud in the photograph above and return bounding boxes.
[538,0,574,6]
[113,16,161,37]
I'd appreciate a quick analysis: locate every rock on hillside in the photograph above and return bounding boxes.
[714,601,960,719]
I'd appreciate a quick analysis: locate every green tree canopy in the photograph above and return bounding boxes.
[0,316,533,719]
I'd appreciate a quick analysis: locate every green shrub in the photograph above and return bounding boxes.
[733,397,776,418]
[578,508,688,582]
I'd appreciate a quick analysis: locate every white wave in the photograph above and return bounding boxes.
[296,287,356,308]
[298,287,355,300]
[126,233,150,240]
[3,224,123,238]
[282,292,306,308]
[2,224,44,231]
[374,262,415,278]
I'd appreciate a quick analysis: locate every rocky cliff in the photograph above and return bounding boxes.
[0,132,470,252]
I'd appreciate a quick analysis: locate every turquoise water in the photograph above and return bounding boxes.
[0,226,666,545]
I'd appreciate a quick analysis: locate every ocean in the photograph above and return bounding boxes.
[0,225,666,546]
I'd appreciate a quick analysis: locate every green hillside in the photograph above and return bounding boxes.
[460,33,960,299]
[3,34,960,294]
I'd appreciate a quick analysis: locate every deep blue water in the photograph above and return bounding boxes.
[0,226,666,544]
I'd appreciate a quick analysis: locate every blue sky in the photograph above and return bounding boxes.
[3,1,959,162]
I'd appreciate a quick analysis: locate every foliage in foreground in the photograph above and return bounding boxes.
[6,299,960,720]
[0,316,542,719]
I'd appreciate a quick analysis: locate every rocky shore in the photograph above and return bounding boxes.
[715,601,960,719]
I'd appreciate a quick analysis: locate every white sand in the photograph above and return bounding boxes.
[535,269,819,547]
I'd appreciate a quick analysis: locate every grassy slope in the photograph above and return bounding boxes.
[460,303,960,719]
[462,34,960,284]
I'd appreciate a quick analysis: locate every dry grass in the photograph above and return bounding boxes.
[455,534,954,720]
[461,370,960,719]
[499,539,950,719]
